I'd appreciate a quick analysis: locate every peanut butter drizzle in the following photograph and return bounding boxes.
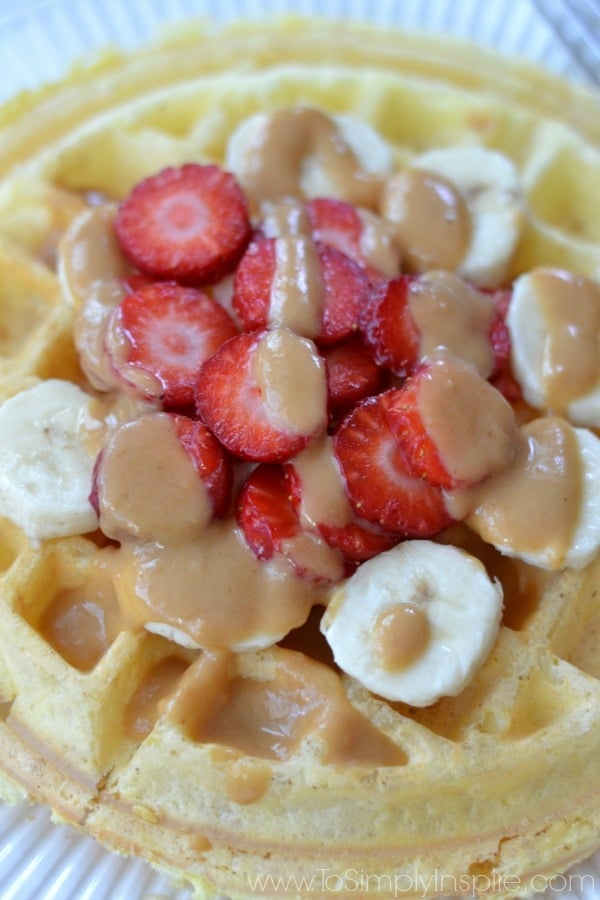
[292,435,351,529]
[533,269,600,411]
[416,359,518,485]
[270,236,324,337]
[373,604,431,672]
[113,522,321,650]
[123,655,190,740]
[66,204,130,391]
[449,417,583,569]
[409,271,497,377]
[170,648,405,768]
[357,209,403,279]
[239,107,382,211]
[39,554,125,671]
[251,328,327,437]
[97,413,213,544]
[381,169,471,273]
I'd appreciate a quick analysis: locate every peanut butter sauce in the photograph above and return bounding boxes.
[409,271,497,377]
[373,604,431,672]
[381,169,471,273]
[449,417,583,569]
[112,523,321,651]
[170,648,405,768]
[269,236,324,337]
[416,359,518,485]
[97,413,213,543]
[251,328,327,436]
[238,107,382,211]
[292,435,352,529]
[532,268,600,412]
[123,655,190,740]
[39,554,125,671]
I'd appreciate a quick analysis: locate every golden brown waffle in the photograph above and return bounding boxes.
[0,17,599,899]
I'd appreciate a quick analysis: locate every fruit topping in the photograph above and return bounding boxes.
[115,163,252,285]
[237,464,345,582]
[94,412,231,543]
[386,358,519,489]
[321,335,387,417]
[106,281,238,410]
[333,390,455,537]
[233,234,371,344]
[196,327,328,462]
[305,197,400,283]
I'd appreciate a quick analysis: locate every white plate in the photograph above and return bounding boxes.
[0,1,598,898]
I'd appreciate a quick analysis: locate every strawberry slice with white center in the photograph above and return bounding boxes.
[232,234,371,345]
[306,197,401,284]
[115,163,252,285]
[285,435,398,563]
[106,281,238,410]
[196,327,328,463]
[333,390,456,537]
[385,358,519,490]
[360,273,511,379]
[237,464,346,582]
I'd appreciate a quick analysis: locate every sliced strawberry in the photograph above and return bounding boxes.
[284,438,397,563]
[195,328,327,463]
[173,416,232,518]
[306,197,399,284]
[321,335,387,416]
[386,360,520,490]
[488,312,511,377]
[115,164,251,285]
[237,464,345,581]
[120,273,154,295]
[236,464,300,561]
[106,281,238,410]
[233,235,371,345]
[333,390,455,537]
[359,275,421,377]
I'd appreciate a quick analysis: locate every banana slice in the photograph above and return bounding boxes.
[320,541,503,707]
[226,108,394,207]
[465,421,600,571]
[0,380,99,541]
[412,146,524,288]
[506,268,600,427]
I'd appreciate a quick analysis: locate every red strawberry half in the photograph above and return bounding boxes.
[195,328,327,463]
[233,235,371,345]
[386,359,520,490]
[359,274,421,377]
[174,416,233,518]
[284,437,397,563]
[321,335,387,417]
[115,164,251,285]
[306,197,400,284]
[333,390,455,537]
[106,281,238,410]
[237,464,345,582]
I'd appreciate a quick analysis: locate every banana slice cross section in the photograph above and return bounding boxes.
[412,146,524,288]
[321,541,503,707]
[0,379,98,541]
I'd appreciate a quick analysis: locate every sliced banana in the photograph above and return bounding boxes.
[226,108,394,208]
[0,380,99,541]
[412,146,524,288]
[506,268,600,427]
[465,421,600,571]
[320,541,503,707]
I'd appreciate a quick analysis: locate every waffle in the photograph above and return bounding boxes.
[0,16,599,899]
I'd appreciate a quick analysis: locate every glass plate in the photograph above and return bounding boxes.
[0,1,598,898]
